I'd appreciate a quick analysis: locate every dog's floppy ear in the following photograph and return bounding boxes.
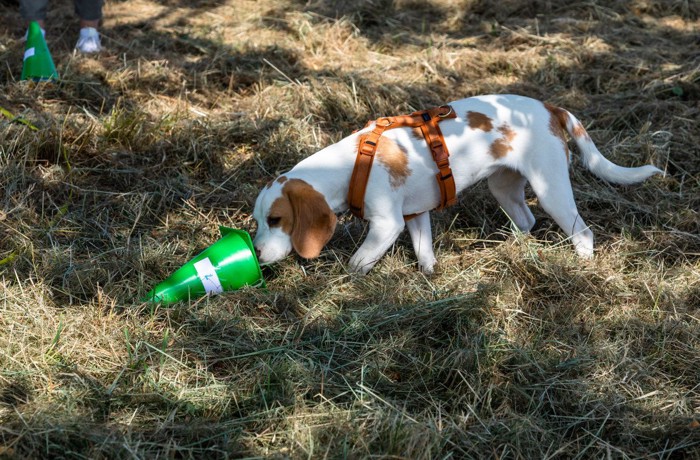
[284,179,337,259]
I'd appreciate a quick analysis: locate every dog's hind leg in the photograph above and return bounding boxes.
[488,167,536,233]
[406,212,436,274]
[528,162,594,258]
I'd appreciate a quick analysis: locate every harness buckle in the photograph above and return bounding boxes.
[430,141,450,164]
[435,158,450,169]
[360,141,377,156]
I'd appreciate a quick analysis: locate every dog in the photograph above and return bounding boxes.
[252,94,662,274]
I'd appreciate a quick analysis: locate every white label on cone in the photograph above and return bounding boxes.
[193,258,223,295]
[24,47,36,60]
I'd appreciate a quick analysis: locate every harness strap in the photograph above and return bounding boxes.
[348,105,457,219]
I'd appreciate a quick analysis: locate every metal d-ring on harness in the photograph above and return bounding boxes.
[347,105,458,219]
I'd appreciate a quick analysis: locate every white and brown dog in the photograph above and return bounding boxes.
[252,94,661,274]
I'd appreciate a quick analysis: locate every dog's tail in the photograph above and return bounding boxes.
[557,108,663,184]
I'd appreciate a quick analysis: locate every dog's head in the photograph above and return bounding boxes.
[253,177,337,264]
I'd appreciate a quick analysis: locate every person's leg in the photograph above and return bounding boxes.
[20,0,48,29]
[80,19,100,28]
[74,0,103,52]
[74,0,103,23]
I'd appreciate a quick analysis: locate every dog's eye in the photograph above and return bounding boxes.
[267,216,282,227]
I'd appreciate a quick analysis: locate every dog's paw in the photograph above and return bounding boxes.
[348,254,375,275]
[575,246,594,259]
[418,257,437,275]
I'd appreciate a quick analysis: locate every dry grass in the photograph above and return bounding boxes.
[1,0,699,458]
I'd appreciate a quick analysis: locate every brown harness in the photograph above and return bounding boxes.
[348,105,458,219]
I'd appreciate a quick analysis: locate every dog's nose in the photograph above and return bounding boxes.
[255,248,261,259]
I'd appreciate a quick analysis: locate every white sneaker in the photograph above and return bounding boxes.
[75,27,101,53]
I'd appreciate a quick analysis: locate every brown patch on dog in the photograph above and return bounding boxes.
[467,111,494,132]
[268,195,294,234]
[357,134,412,189]
[544,103,570,160]
[269,179,337,259]
[376,136,411,189]
[572,122,590,141]
[490,123,516,158]
[411,127,424,141]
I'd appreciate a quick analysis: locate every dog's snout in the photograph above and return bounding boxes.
[255,247,261,259]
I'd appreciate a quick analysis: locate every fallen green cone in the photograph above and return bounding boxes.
[144,227,264,304]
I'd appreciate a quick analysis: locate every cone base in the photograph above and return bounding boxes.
[22,76,59,83]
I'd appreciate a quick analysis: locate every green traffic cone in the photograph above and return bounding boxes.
[21,21,58,82]
[144,227,265,304]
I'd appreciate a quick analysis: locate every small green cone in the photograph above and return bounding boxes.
[21,21,58,82]
[144,227,265,305]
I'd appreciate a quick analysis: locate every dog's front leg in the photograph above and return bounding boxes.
[406,212,437,274]
[349,213,405,274]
